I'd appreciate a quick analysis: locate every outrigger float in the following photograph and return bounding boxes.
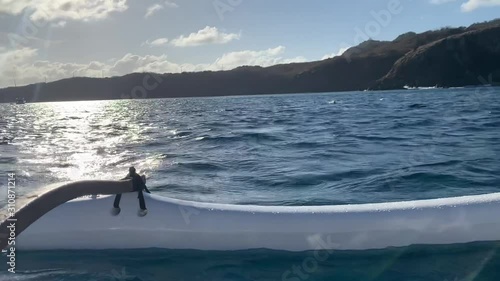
[2,180,500,251]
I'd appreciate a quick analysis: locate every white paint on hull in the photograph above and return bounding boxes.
[17,192,500,251]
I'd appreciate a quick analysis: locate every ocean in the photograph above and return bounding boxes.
[1,88,499,280]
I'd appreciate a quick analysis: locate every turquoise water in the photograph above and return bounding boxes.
[1,88,500,280]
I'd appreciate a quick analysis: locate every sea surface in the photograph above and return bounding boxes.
[0,88,500,280]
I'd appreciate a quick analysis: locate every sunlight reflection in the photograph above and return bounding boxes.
[16,100,154,182]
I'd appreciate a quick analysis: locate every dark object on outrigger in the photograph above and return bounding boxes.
[112,167,150,216]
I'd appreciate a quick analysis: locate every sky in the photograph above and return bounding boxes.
[0,0,499,88]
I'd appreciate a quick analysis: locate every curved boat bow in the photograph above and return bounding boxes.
[0,180,133,250]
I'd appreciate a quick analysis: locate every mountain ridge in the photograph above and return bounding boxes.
[1,19,499,103]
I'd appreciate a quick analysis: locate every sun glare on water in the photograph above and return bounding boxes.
[14,100,161,184]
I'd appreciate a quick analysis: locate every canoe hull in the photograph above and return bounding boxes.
[17,192,500,251]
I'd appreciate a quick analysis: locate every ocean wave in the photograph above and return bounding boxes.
[286,141,330,149]
[202,132,283,143]
[400,172,462,182]
[481,121,500,128]
[144,141,168,148]
[391,118,436,129]
[171,130,192,138]
[411,160,463,169]
[407,103,428,109]
[0,89,499,207]
[344,134,410,142]
[0,156,16,164]
[154,183,216,195]
[171,162,226,172]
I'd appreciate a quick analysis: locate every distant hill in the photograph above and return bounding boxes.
[1,19,499,103]
[375,26,500,89]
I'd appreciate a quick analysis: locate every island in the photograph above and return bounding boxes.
[1,19,498,103]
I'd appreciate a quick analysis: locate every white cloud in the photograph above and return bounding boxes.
[0,0,128,22]
[0,47,38,71]
[51,20,67,28]
[142,38,169,47]
[429,0,500,12]
[461,0,500,11]
[145,1,178,18]
[145,4,163,18]
[0,0,32,14]
[282,56,308,64]
[429,0,457,4]
[171,26,241,47]
[0,47,116,86]
[0,46,306,87]
[164,1,179,8]
[214,46,307,69]
[429,0,500,11]
[106,47,307,73]
[321,47,350,60]
[110,53,173,74]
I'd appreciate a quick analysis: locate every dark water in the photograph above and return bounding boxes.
[5,242,500,281]
[1,88,500,280]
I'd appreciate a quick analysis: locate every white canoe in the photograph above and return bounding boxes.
[16,191,500,251]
